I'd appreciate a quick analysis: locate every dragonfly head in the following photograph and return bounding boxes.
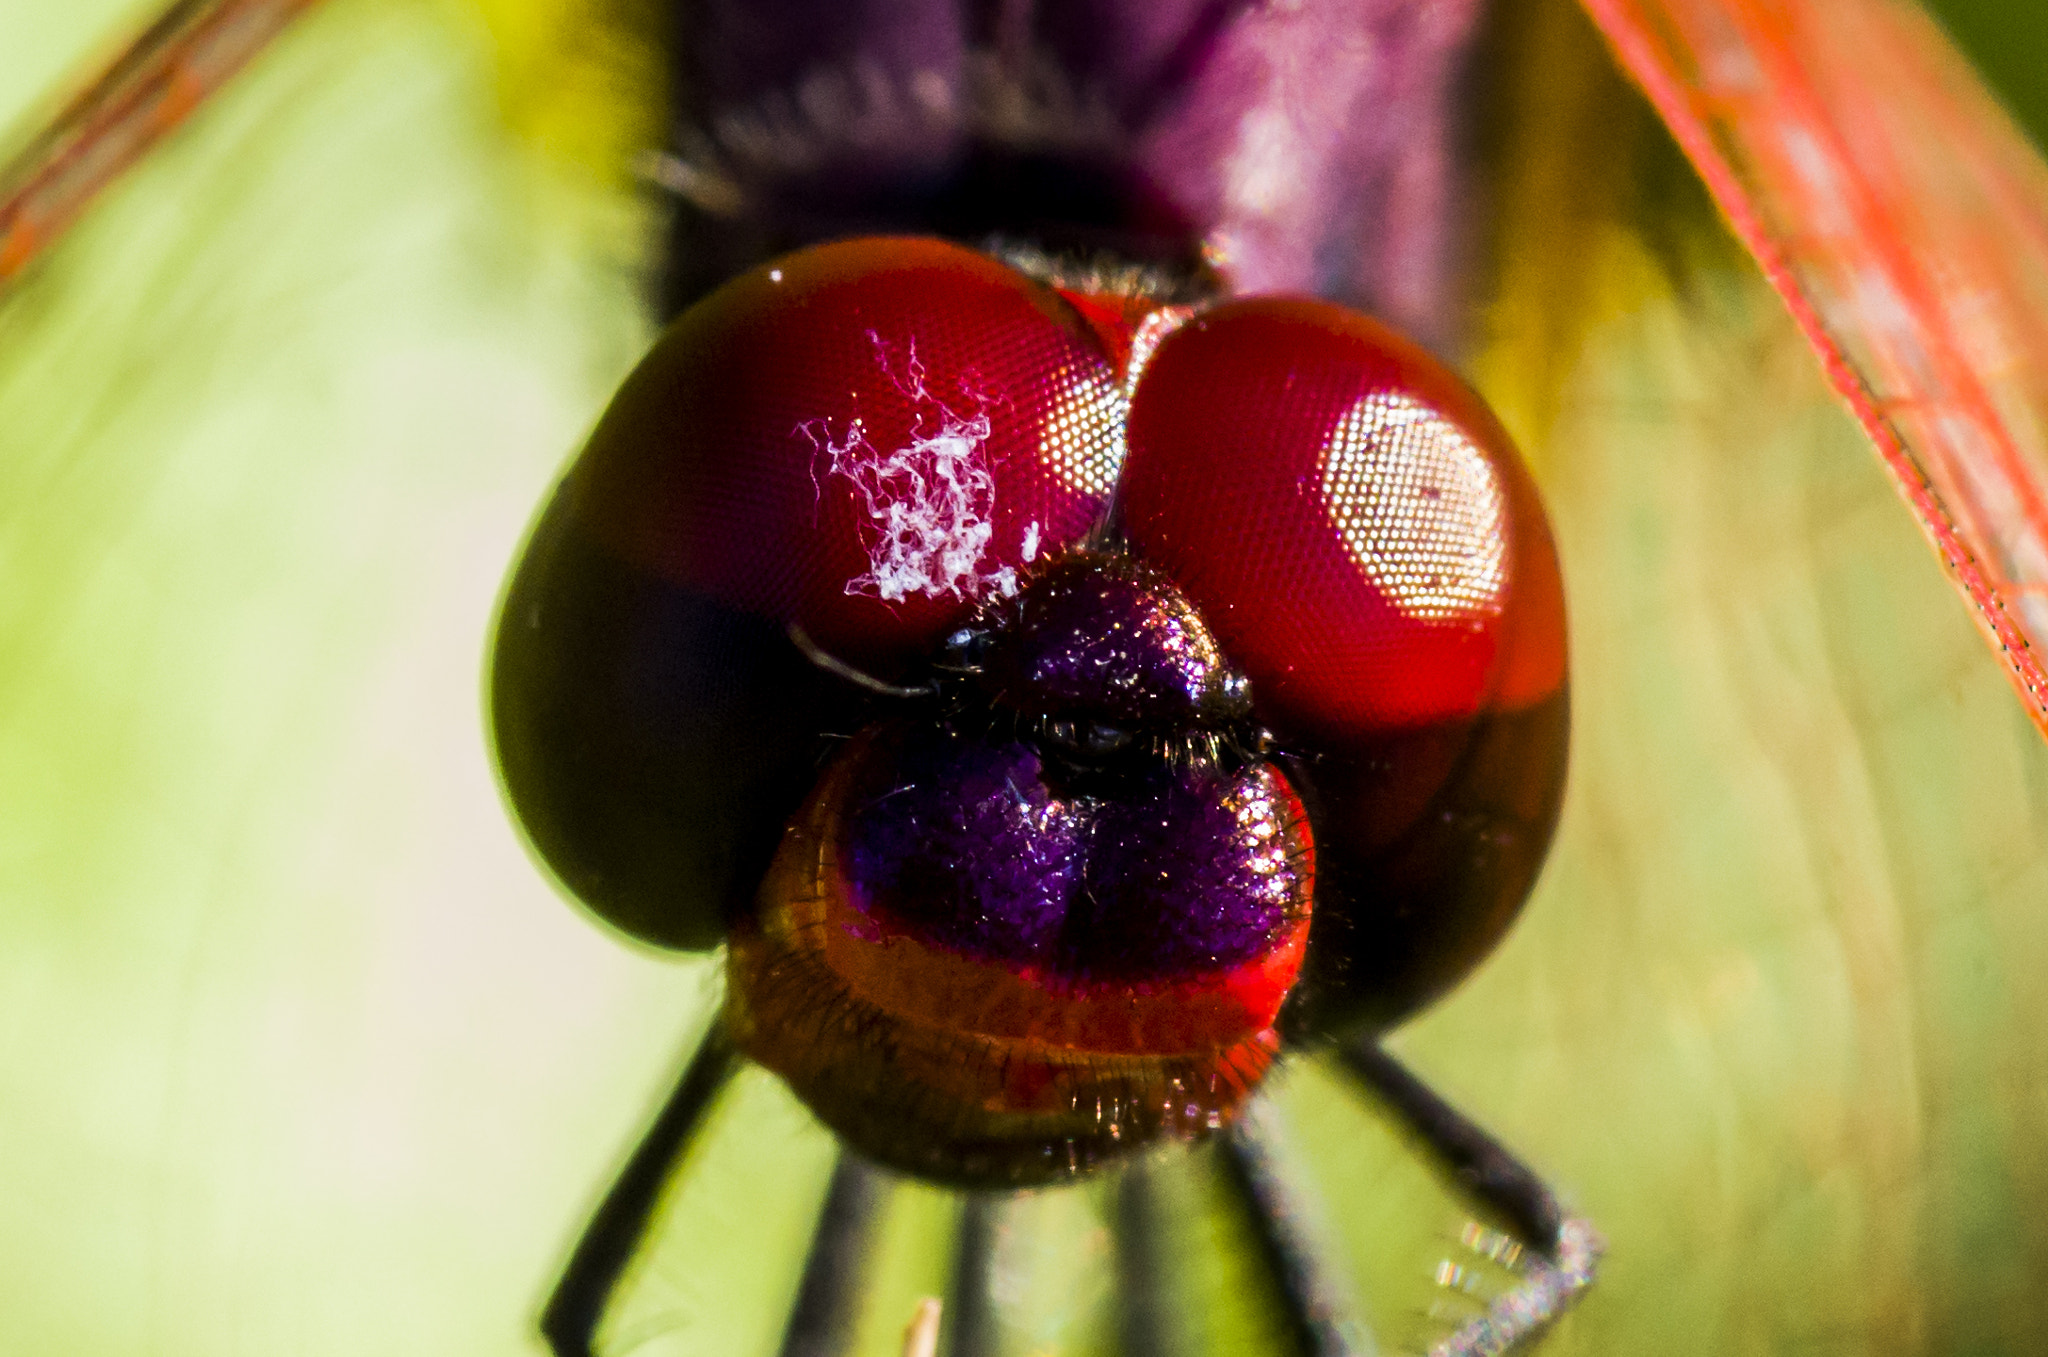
[491,235,1570,1182]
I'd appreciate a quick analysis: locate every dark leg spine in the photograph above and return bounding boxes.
[777,1152,888,1357]
[942,1192,1001,1357]
[1335,1038,1601,1357]
[541,1019,741,1357]
[1218,1098,1373,1357]
[1112,1158,1184,1357]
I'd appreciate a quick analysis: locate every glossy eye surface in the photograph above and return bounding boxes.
[1121,298,1567,741]
[492,238,1128,950]
[569,235,1128,672]
[1118,298,1570,1034]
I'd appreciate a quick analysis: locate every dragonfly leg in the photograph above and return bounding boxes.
[778,1152,888,1357]
[1219,1097,1375,1357]
[1112,1157,1186,1357]
[1334,1038,1602,1357]
[540,1018,741,1357]
[942,1191,1001,1357]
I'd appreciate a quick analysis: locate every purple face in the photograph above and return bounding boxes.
[837,722,1306,982]
[834,555,1294,980]
[728,544,1318,1184]
[837,555,1304,989]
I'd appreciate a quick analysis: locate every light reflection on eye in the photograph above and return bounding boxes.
[1122,306,1195,396]
[1037,365,1128,497]
[1318,391,1508,621]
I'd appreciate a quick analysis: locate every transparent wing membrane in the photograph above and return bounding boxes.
[1583,0,2048,732]
[0,0,318,285]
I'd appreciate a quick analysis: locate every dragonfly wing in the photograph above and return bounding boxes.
[1582,0,2048,734]
[0,0,319,287]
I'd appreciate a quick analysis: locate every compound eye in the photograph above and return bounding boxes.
[567,237,1128,676]
[1119,298,1566,742]
[493,238,1130,951]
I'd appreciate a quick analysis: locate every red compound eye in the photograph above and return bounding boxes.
[568,237,1127,674]
[1120,298,1565,740]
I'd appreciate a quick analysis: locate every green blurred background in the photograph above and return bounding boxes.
[3,0,2048,1354]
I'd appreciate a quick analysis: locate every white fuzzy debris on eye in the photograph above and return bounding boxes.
[800,335,1023,604]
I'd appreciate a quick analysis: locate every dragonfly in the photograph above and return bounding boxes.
[4,2,2048,1357]
[487,6,1594,1355]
